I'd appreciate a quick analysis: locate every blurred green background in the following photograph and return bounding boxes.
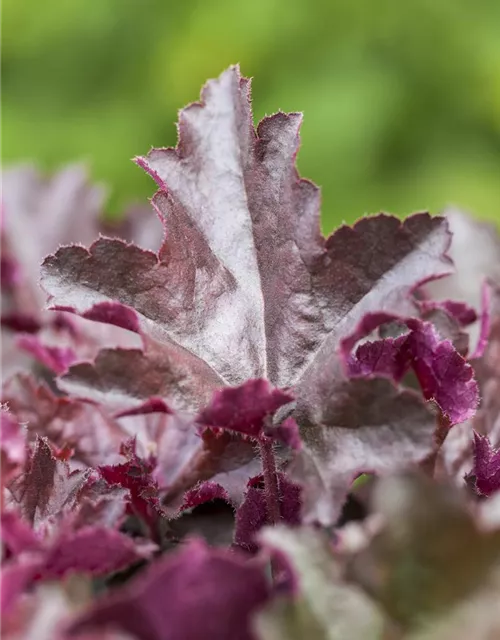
[3,0,500,232]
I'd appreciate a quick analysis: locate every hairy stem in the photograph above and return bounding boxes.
[259,436,281,525]
[421,411,451,477]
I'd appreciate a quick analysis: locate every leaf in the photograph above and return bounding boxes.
[41,67,452,396]
[68,538,270,640]
[2,374,128,467]
[425,207,500,312]
[197,379,294,440]
[254,526,384,640]
[2,164,105,316]
[341,313,479,424]
[99,439,166,537]
[424,208,500,359]
[437,284,500,485]
[179,481,231,511]
[59,333,223,414]
[41,67,455,522]
[1,510,41,555]
[39,525,155,579]
[291,377,437,525]
[234,474,301,553]
[9,436,90,528]
[347,472,500,631]
[417,299,477,327]
[0,166,144,377]
[16,334,77,374]
[1,555,42,617]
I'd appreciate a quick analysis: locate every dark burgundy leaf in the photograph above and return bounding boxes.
[234,473,301,553]
[41,69,452,407]
[79,302,141,334]
[69,539,270,640]
[99,442,166,536]
[292,377,437,524]
[0,254,21,290]
[1,313,41,334]
[115,398,172,418]
[40,67,456,523]
[40,526,155,580]
[179,482,231,511]
[341,313,478,425]
[58,335,223,414]
[197,380,294,440]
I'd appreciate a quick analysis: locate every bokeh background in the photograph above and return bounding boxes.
[3,0,500,232]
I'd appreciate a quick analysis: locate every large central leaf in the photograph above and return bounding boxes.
[42,66,451,397]
[40,67,461,522]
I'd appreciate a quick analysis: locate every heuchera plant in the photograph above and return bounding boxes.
[2,66,500,639]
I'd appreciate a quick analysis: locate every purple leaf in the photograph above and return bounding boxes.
[115,397,172,418]
[1,167,145,378]
[0,254,21,290]
[41,67,452,401]
[264,417,302,450]
[341,314,479,425]
[2,374,128,467]
[472,432,500,497]
[79,302,141,334]
[99,442,166,537]
[291,377,437,525]
[179,481,231,511]
[9,436,90,528]
[2,164,105,316]
[68,539,270,640]
[1,312,41,334]
[40,526,155,579]
[197,380,294,440]
[58,338,223,414]
[417,299,477,327]
[470,281,493,360]
[1,512,155,605]
[234,473,301,553]
[1,510,41,555]
[1,556,42,617]
[16,334,76,374]
[40,67,455,523]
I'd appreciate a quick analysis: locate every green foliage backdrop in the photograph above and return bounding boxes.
[4,0,500,231]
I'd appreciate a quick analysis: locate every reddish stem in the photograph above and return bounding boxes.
[259,436,281,525]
